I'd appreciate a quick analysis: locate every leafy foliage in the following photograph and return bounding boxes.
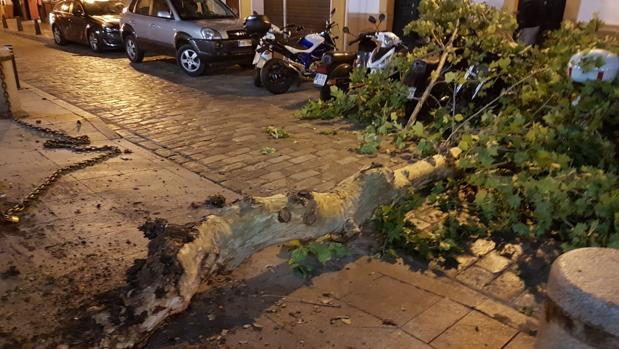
[265,126,289,139]
[302,0,619,259]
[287,239,349,277]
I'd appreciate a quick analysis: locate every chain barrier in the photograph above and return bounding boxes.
[0,61,122,224]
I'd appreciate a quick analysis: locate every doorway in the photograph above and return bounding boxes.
[392,0,421,41]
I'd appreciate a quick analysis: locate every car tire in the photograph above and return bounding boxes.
[177,44,206,77]
[125,33,144,63]
[253,68,262,87]
[52,25,67,46]
[88,30,102,53]
[260,58,295,95]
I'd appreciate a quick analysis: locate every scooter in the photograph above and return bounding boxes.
[258,8,338,94]
[314,14,408,100]
[245,14,305,87]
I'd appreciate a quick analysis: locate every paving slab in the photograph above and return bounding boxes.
[402,298,471,343]
[430,311,518,349]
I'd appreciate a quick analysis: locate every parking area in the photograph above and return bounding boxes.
[1,31,397,196]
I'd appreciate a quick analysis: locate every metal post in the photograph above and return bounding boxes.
[34,19,41,35]
[3,45,20,89]
[16,16,23,31]
[282,0,287,27]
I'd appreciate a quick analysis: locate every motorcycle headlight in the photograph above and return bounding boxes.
[201,28,222,40]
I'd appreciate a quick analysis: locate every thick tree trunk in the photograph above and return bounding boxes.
[91,148,462,348]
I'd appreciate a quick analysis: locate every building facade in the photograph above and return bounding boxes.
[228,0,618,46]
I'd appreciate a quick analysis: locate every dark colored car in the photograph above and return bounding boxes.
[49,0,125,52]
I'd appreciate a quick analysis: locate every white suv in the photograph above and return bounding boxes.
[120,0,254,76]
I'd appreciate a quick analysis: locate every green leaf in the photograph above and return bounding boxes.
[512,223,529,236]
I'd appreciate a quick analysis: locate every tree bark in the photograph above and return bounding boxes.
[91,148,462,348]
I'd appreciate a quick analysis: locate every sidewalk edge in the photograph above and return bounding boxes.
[21,81,120,140]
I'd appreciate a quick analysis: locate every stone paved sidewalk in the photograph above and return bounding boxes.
[147,242,538,349]
[0,85,238,346]
[0,30,402,198]
[0,85,540,349]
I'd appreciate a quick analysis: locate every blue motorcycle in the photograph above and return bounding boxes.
[256,9,337,94]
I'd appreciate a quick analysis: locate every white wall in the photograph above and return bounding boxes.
[347,1,380,14]
[577,0,619,25]
[472,0,505,9]
[251,0,264,14]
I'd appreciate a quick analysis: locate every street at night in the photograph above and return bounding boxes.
[1,0,618,348]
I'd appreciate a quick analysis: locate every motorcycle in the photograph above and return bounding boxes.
[314,14,408,101]
[245,14,303,87]
[258,8,338,94]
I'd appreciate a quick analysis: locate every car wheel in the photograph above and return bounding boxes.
[177,44,206,77]
[260,58,295,95]
[88,30,102,52]
[253,68,262,87]
[52,25,66,46]
[125,33,144,63]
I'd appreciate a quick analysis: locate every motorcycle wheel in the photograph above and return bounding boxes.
[260,58,296,95]
[254,68,262,87]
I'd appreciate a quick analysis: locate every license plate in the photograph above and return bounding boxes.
[238,39,253,47]
[314,73,328,87]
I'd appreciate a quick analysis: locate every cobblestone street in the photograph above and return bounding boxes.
[1,31,397,196]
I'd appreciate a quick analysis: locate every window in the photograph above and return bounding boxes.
[134,0,151,15]
[170,0,234,20]
[83,0,125,16]
[151,0,172,17]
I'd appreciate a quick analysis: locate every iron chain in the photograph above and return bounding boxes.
[0,62,122,224]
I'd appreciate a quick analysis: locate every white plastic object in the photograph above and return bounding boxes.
[568,49,619,83]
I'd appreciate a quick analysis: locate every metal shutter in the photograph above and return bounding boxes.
[264,0,284,26]
[263,0,330,32]
[286,0,330,33]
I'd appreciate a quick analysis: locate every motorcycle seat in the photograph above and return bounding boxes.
[329,52,357,64]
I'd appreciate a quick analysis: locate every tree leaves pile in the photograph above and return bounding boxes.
[301,0,619,261]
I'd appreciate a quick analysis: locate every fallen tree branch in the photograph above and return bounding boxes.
[88,148,462,348]
[441,68,548,147]
[406,20,460,128]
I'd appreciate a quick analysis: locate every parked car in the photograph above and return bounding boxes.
[49,0,125,52]
[120,0,254,76]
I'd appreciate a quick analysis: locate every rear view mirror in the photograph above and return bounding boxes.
[378,13,386,23]
[342,26,350,34]
[368,16,377,24]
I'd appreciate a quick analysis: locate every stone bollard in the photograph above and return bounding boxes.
[0,47,22,116]
[535,247,619,349]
